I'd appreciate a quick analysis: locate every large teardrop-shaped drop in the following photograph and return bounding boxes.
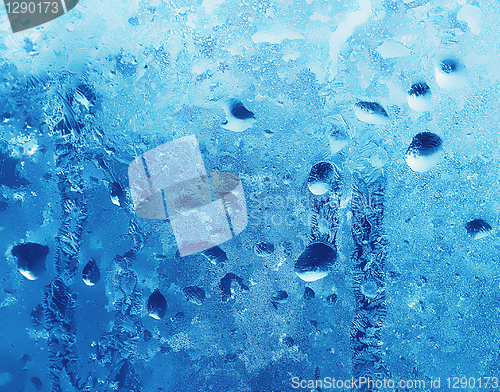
[12,242,49,280]
[147,289,167,320]
[295,242,336,282]
[82,258,100,286]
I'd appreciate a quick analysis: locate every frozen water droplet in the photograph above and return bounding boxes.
[353,101,389,125]
[263,129,274,138]
[308,162,335,195]
[30,376,42,390]
[303,287,315,300]
[221,99,256,132]
[326,293,338,305]
[219,273,249,301]
[405,132,443,172]
[230,99,255,120]
[465,219,492,240]
[12,242,49,280]
[254,241,275,257]
[202,246,228,265]
[271,290,288,309]
[128,16,140,26]
[329,125,349,154]
[147,289,167,320]
[82,258,100,286]
[282,336,294,347]
[272,290,288,302]
[295,243,336,282]
[435,57,467,89]
[183,286,206,305]
[171,311,185,323]
[110,182,124,207]
[407,82,431,112]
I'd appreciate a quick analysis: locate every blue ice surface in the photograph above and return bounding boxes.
[0,0,500,391]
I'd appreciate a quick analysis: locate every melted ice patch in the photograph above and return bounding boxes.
[376,40,411,59]
[457,4,482,35]
[328,0,372,80]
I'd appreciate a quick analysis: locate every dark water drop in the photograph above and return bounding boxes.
[147,289,167,320]
[82,258,100,286]
[229,100,255,120]
[12,242,49,280]
[406,132,442,157]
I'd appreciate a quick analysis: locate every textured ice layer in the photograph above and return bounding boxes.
[0,0,499,390]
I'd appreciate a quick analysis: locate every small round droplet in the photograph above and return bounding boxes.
[407,82,431,112]
[303,287,315,300]
[171,311,185,323]
[110,182,124,207]
[405,132,443,172]
[222,99,256,132]
[354,101,389,125]
[295,242,336,282]
[183,286,206,305]
[326,293,338,305]
[230,99,255,120]
[272,290,288,302]
[220,273,249,301]
[263,129,274,138]
[329,125,349,154]
[307,162,335,196]
[147,289,167,320]
[254,241,275,257]
[202,246,228,265]
[465,219,492,240]
[282,336,294,347]
[271,290,288,309]
[435,57,467,90]
[82,258,100,286]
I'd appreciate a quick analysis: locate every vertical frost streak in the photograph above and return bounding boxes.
[350,175,391,389]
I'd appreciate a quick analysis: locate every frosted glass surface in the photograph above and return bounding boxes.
[1,0,500,391]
